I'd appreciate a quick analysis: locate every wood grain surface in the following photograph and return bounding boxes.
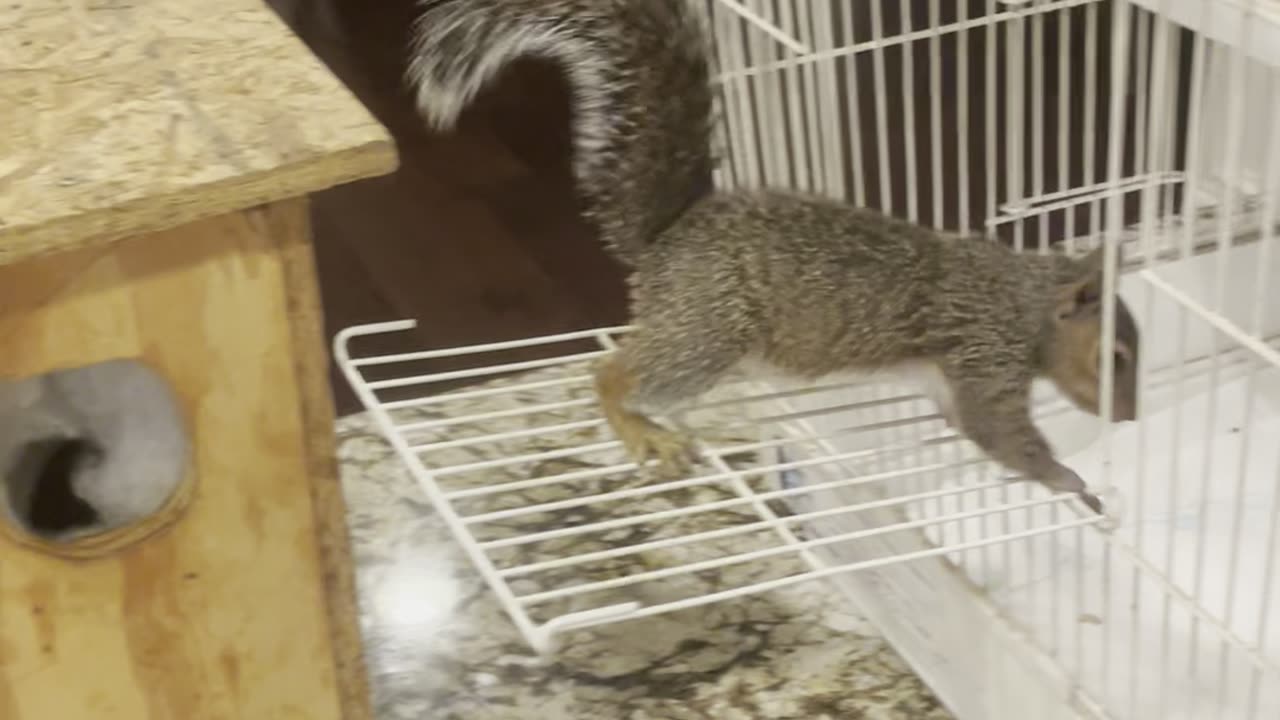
[273,197,372,720]
[0,200,365,719]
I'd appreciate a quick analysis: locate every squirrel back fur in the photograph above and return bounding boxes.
[628,192,1137,401]
[408,0,715,264]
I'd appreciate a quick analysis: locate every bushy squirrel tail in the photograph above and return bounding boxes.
[407,0,715,265]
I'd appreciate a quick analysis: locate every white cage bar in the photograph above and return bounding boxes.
[336,321,1106,653]
[339,0,1280,718]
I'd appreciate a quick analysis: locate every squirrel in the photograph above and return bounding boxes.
[407,0,1140,513]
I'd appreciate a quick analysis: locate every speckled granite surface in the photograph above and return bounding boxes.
[333,362,951,720]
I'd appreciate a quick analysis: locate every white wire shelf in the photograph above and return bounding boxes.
[335,321,1109,654]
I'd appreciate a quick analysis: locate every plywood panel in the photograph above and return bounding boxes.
[0,200,357,719]
[0,0,395,266]
[273,200,372,720]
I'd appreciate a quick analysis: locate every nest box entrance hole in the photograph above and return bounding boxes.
[0,359,191,548]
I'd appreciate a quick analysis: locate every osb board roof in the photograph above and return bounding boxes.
[0,0,398,266]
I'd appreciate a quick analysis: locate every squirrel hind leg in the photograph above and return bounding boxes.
[594,334,742,477]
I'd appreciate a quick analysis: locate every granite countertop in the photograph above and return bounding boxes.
[0,0,396,265]
[334,363,952,720]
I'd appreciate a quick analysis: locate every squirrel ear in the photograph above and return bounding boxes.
[1054,246,1107,321]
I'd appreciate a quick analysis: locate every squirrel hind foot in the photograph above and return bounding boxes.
[611,411,700,478]
[594,350,704,477]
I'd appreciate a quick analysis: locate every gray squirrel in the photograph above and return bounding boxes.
[407,0,1139,512]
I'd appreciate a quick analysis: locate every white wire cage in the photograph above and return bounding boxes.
[336,1,1280,718]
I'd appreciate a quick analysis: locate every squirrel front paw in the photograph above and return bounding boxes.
[1076,491,1104,515]
[1043,465,1103,514]
[610,411,700,478]
[1043,465,1086,494]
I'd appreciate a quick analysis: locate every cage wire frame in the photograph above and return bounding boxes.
[337,0,1280,718]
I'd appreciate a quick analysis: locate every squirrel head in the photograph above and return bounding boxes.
[1044,246,1140,422]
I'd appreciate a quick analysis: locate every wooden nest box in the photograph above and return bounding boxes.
[0,3,397,718]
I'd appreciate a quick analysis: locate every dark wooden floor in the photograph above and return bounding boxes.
[279,1,630,415]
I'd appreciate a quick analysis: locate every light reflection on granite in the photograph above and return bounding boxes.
[334,362,951,720]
